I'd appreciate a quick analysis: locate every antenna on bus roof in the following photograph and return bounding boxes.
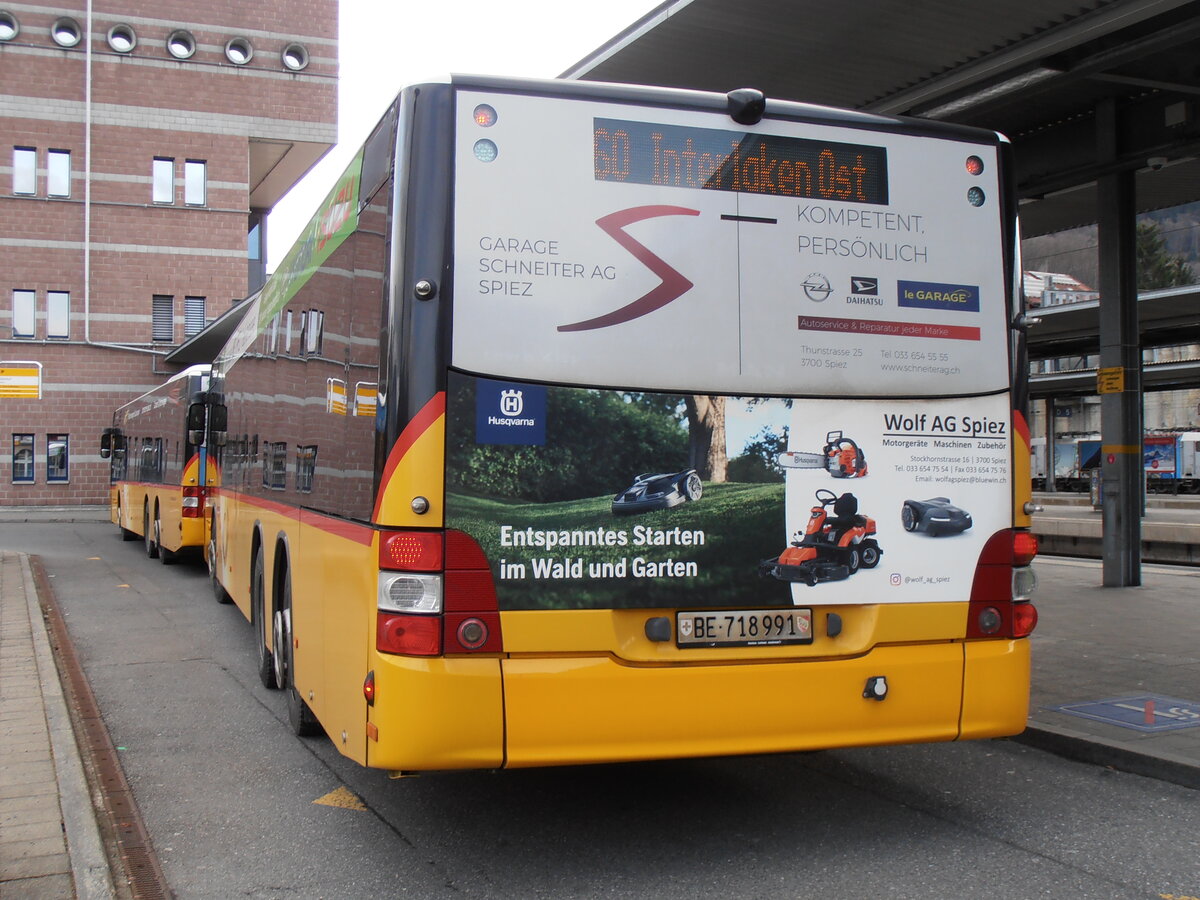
[727,88,766,125]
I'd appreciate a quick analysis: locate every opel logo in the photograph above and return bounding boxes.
[802,273,832,302]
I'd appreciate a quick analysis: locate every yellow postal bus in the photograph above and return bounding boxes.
[102,364,211,563]
[202,76,1038,772]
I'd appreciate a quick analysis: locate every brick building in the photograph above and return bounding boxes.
[0,2,337,505]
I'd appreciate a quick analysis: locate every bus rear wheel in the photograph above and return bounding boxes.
[252,546,277,690]
[273,567,321,737]
[156,511,176,565]
[117,498,136,541]
[143,502,159,559]
[208,517,232,604]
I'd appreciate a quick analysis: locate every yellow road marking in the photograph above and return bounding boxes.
[313,786,366,811]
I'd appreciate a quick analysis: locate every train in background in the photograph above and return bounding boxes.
[1031,432,1200,493]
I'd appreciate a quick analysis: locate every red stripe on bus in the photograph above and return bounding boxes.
[299,508,374,545]
[372,392,446,521]
[232,492,301,522]
[227,491,375,546]
[1012,409,1031,447]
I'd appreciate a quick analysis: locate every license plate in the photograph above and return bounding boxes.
[676,608,813,648]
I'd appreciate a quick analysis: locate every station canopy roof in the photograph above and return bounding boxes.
[563,0,1200,238]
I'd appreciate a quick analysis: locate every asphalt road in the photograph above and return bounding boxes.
[6,520,1199,899]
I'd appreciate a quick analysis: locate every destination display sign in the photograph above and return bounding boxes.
[594,118,889,204]
[452,89,1010,398]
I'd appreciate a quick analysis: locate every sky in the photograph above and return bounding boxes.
[265,0,664,267]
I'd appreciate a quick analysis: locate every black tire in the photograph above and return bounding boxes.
[208,517,233,604]
[118,500,136,541]
[846,547,861,574]
[274,568,321,736]
[143,502,159,558]
[156,512,177,565]
[252,547,277,689]
[860,541,881,569]
[901,503,919,532]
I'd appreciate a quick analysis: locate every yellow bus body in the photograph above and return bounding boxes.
[361,604,1028,772]
[215,405,1030,773]
[203,79,1035,775]
[111,453,206,555]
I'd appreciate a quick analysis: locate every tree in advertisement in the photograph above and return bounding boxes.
[686,395,727,482]
[443,375,790,610]
[446,376,688,503]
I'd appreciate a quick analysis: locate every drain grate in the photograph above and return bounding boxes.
[33,556,173,900]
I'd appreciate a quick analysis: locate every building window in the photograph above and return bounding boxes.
[153,157,174,204]
[296,445,317,493]
[264,442,287,490]
[152,294,174,341]
[0,11,20,41]
[106,23,136,53]
[47,149,70,197]
[13,147,35,195]
[12,289,35,338]
[47,291,69,339]
[225,37,253,65]
[302,309,324,355]
[51,17,81,48]
[281,42,309,71]
[184,160,206,206]
[166,29,196,59]
[267,312,280,354]
[248,219,262,260]
[12,434,34,483]
[47,434,69,483]
[184,295,206,336]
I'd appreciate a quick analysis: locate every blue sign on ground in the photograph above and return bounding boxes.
[1049,695,1200,733]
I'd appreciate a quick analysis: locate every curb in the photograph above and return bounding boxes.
[0,506,109,525]
[1013,722,1200,792]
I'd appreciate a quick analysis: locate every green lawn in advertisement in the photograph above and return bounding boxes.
[445,372,793,610]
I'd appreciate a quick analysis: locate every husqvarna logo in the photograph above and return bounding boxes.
[476,380,546,446]
[500,389,524,417]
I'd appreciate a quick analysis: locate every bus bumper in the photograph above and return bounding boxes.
[367,656,505,771]
[960,637,1031,739]
[503,642,981,768]
[365,638,1030,771]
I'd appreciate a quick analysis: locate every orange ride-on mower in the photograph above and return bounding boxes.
[759,489,882,586]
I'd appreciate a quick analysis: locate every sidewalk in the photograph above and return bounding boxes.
[1,549,113,899]
[1,525,1197,898]
[1017,555,1200,789]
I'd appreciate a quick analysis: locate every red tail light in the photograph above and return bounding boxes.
[377,612,441,656]
[182,485,204,518]
[1013,531,1038,566]
[967,529,1038,639]
[379,530,442,571]
[374,530,502,657]
[1012,601,1039,638]
[443,530,503,654]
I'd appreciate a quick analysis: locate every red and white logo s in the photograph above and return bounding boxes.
[558,205,700,333]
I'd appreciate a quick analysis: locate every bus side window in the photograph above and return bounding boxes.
[359,102,397,213]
